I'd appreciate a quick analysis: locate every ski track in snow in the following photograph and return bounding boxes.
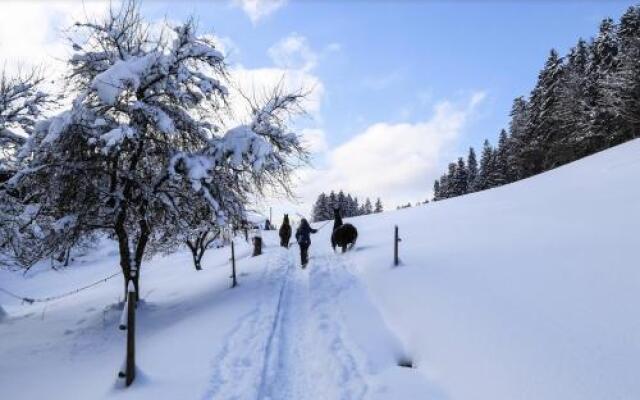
[203,245,370,400]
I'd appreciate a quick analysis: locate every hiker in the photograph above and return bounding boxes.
[295,218,317,267]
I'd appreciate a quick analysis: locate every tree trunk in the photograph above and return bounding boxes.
[115,221,133,301]
[186,238,203,271]
[115,221,147,303]
[63,246,71,267]
[193,252,202,271]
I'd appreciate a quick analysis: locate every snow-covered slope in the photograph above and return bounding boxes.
[1,139,640,400]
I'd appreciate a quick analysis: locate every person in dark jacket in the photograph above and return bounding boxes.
[295,218,317,267]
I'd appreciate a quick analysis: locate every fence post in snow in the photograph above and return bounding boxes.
[231,241,238,288]
[252,230,262,257]
[118,282,136,386]
[394,225,401,266]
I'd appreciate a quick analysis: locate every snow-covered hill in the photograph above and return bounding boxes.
[1,139,640,400]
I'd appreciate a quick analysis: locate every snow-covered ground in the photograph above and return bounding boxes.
[2,139,640,399]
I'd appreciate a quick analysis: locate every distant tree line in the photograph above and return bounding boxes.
[312,190,383,221]
[434,6,640,201]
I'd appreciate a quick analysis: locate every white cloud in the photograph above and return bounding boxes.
[300,128,328,153]
[234,0,287,24]
[292,93,486,209]
[227,65,325,124]
[201,34,240,60]
[0,2,109,76]
[268,33,318,72]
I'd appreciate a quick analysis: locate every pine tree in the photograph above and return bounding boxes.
[453,157,468,196]
[444,162,457,197]
[337,190,346,211]
[493,129,509,185]
[374,198,383,213]
[344,194,353,217]
[466,147,478,192]
[433,180,441,201]
[312,193,329,222]
[328,191,337,212]
[353,197,361,216]
[615,6,640,144]
[582,18,621,157]
[477,139,494,190]
[438,174,449,199]
[548,38,591,168]
[507,97,530,181]
[527,49,565,175]
[362,198,373,214]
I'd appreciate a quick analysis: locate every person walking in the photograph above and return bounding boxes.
[295,218,317,268]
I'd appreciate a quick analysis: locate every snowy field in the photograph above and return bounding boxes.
[2,139,640,400]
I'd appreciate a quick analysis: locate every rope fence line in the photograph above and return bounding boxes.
[1,221,332,305]
[0,271,122,305]
[315,220,332,231]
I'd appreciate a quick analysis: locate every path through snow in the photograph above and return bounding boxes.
[204,244,375,400]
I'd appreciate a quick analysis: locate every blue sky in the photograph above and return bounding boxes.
[149,1,631,146]
[143,0,634,213]
[0,0,634,215]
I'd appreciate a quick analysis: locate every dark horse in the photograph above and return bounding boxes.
[279,214,292,248]
[331,208,358,253]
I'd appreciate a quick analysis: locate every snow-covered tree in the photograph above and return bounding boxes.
[0,67,52,174]
[0,67,56,267]
[452,157,468,196]
[613,7,640,145]
[507,96,529,181]
[582,18,621,158]
[362,198,373,215]
[476,140,494,191]
[344,193,356,217]
[492,129,509,185]
[432,179,441,201]
[374,197,383,213]
[5,1,307,298]
[526,49,565,175]
[353,196,361,216]
[311,192,328,221]
[466,147,478,192]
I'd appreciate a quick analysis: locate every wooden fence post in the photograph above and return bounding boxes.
[231,241,237,288]
[394,225,401,266]
[252,231,262,257]
[118,282,136,386]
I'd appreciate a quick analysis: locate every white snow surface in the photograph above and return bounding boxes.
[1,139,640,399]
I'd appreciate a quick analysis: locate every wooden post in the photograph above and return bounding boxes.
[118,282,136,386]
[252,231,262,257]
[231,241,237,288]
[394,225,401,266]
